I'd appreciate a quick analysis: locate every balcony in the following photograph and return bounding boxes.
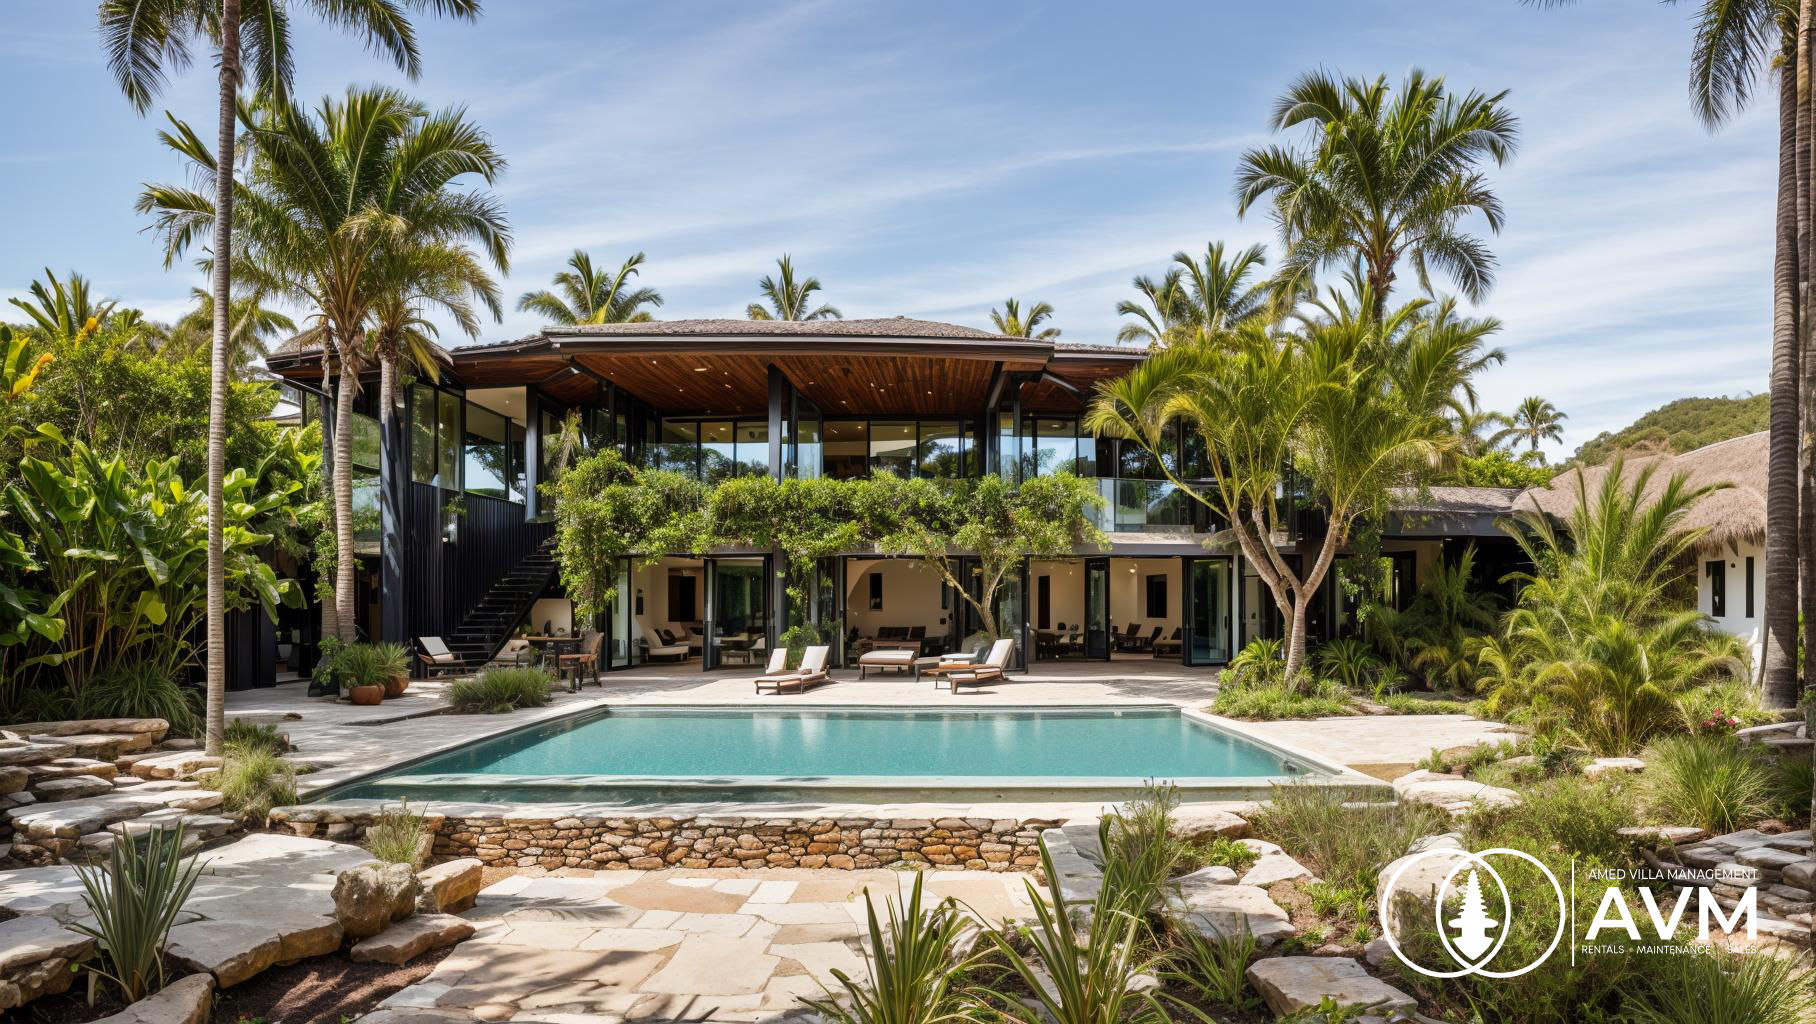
[1088,478,1207,533]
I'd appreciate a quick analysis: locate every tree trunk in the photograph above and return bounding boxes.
[1767,50,1804,709]
[1283,597,1310,687]
[203,0,242,759]
[333,343,359,644]
[1799,1,1816,708]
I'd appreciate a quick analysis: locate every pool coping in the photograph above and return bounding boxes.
[297,700,1391,816]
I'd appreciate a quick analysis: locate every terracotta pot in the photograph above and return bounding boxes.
[384,674,409,698]
[348,684,384,706]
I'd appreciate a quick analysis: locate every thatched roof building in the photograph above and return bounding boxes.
[1515,430,1766,552]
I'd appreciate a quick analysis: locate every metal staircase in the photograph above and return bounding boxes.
[442,543,560,669]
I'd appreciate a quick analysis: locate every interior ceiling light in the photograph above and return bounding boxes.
[694,366,708,372]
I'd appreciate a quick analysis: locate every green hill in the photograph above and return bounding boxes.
[1571,394,1768,466]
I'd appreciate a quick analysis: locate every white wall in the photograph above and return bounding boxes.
[1110,557,1180,636]
[633,560,703,638]
[846,560,951,636]
[1031,560,1085,629]
[1697,541,1764,651]
[528,598,573,636]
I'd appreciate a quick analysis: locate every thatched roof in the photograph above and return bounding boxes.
[1515,430,1766,551]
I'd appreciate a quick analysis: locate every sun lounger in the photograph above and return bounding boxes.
[857,647,917,678]
[755,645,831,694]
[945,638,1015,693]
[416,636,464,678]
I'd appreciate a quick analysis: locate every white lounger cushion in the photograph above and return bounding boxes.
[649,644,688,657]
[858,649,916,666]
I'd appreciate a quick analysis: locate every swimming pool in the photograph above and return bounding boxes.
[322,705,1347,804]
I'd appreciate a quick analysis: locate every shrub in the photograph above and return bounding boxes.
[1098,783,1183,929]
[446,668,553,714]
[72,823,202,1003]
[223,719,287,756]
[1622,947,1814,1024]
[215,748,297,820]
[1249,784,1445,893]
[371,642,411,680]
[1316,637,1381,690]
[1643,734,1772,834]
[1467,774,1641,863]
[1212,678,1353,720]
[77,660,200,737]
[800,871,971,1024]
[1225,637,1284,688]
[1675,678,1775,735]
[1181,835,1258,874]
[366,801,429,868]
[1161,924,1260,1014]
[1378,693,1475,715]
[335,643,391,691]
[1771,751,1813,823]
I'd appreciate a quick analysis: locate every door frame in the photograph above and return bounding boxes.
[1083,556,1111,660]
[702,554,773,671]
[1181,554,1235,666]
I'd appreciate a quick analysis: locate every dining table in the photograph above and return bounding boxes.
[523,634,581,670]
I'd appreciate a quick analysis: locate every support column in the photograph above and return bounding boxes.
[379,382,408,645]
[523,390,541,519]
[767,365,787,481]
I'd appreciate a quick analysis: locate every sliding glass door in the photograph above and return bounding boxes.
[703,556,770,670]
[1184,557,1234,666]
[1084,557,1111,660]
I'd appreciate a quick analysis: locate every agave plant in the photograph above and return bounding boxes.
[801,871,973,1024]
[72,823,201,1002]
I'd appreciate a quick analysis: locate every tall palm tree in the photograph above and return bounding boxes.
[746,256,841,321]
[162,284,297,376]
[1172,242,1272,332]
[140,87,510,658]
[8,269,118,340]
[1234,70,1520,320]
[989,298,1061,339]
[1115,268,1192,345]
[98,0,482,757]
[1449,395,1509,458]
[517,250,662,325]
[1491,396,1568,453]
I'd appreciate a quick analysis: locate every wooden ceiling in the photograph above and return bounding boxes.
[777,354,998,416]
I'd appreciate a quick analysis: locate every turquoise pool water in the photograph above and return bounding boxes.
[326,706,1315,803]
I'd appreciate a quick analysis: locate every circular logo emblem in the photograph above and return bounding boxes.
[1377,846,1566,979]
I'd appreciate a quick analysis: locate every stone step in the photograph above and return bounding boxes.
[111,809,237,841]
[349,913,476,965]
[10,789,224,840]
[6,719,169,740]
[79,828,205,861]
[29,758,119,783]
[1246,957,1416,1019]
[128,752,223,781]
[47,732,156,760]
[0,740,76,768]
[30,775,116,802]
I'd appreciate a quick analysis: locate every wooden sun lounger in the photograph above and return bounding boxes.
[755,645,831,694]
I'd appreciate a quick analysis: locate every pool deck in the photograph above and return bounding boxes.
[232,660,1513,820]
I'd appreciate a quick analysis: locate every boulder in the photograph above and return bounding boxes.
[0,740,74,768]
[333,862,420,939]
[0,915,95,973]
[1583,757,1646,779]
[1171,807,1249,840]
[165,920,281,988]
[1392,769,1520,814]
[1246,957,1416,1018]
[1038,828,1102,906]
[31,775,117,802]
[1236,838,1313,888]
[91,973,213,1024]
[29,758,119,782]
[128,753,221,781]
[415,858,483,914]
[0,766,28,795]
[1378,836,1474,939]
[54,733,155,760]
[1172,865,1237,887]
[1170,882,1295,947]
[7,719,168,739]
[349,913,476,965]
[1616,825,1709,846]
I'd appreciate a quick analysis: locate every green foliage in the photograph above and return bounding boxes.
[75,660,200,737]
[1250,785,1445,894]
[214,748,297,820]
[1098,783,1184,931]
[1571,393,1767,467]
[1315,637,1381,689]
[1363,545,1498,692]
[1211,680,1352,720]
[366,801,429,868]
[1621,947,1814,1024]
[1642,734,1773,834]
[800,871,973,1024]
[547,448,707,618]
[1467,774,1642,863]
[223,719,286,756]
[446,668,553,714]
[1456,447,1556,488]
[72,823,202,1003]
[1182,835,1258,873]
[1378,693,1474,715]
[370,642,411,679]
[1161,926,1261,1014]
[335,644,393,690]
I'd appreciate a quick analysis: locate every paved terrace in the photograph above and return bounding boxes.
[229,660,1512,819]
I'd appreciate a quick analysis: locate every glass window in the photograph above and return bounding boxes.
[1118,438,1160,479]
[871,422,915,478]
[735,420,770,478]
[653,421,698,478]
[964,422,982,477]
[410,386,437,485]
[436,391,460,489]
[793,413,821,479]
[825,420,868,479]
[999,413,1018,481]
[504,421,525,503]
[540,408,562,484]
[352,474,380,543]
[1033,418,1078,477]
[351,413,380,472]
[700,421,735,484]
[464,404,509,499]
[918,422,962,478]
[1076,421,1098,478]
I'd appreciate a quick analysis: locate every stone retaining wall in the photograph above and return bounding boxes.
[269,808,1059,871]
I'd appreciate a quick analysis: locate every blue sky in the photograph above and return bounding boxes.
[0,0,1778,456]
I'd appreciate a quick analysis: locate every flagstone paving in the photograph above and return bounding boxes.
[372,866,1038,1023]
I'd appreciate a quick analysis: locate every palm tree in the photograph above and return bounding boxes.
[1449,395,1509,458]
[1491,397,1568,453]
[1234,70,1520,320]
[746,256,841,321]
[8,269,118,340]
[1172,242,1272,332]
[161,284,297,376]
[1115,268,1192,345]
[989,298,1060,339]
[98,0,482,757]
[517,250,662,325]
[139,87,510,659]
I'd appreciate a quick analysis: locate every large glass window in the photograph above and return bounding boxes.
[1027,418,1079,477]
[871,422,915,478]
[918,422,963,478]
[410,386,437,485]
[735,420,770,477]
[700,421,735,484]
[463,404,509,499]
[437,391,460,489]
[653,421,698,477]
[825,420,868,479]
[1077,422,1099,478]
[794,415,822,479]
[999,413,1018,481]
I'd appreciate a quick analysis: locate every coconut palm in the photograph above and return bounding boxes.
[161,284,297,376]
[1234,70,1520,320]
[139,87,510,656]
[1449,395,1509,458]
[98,0,481,757]
[516,250,662,325]
[1115,268,1192,345]
[1491,396,1568,453]
[1172,242,1272,332]
[746,256,840,321]
[989,298,1061,339]
[8,269,118,341]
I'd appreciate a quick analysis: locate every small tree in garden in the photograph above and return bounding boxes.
[545,448,706,619]
[861,472,1105,642]
[1088,290,1500,686]
[708,474,862,625]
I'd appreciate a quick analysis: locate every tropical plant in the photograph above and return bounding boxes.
[222,718,287,756]
[1491,396,1567,453]
[547,448,710,618]
[1097,783,1184,929]
[800,871,973,1024]
[1235,70,1519,318]
[1163,924,1261,1013]
[1115,267,1192,345]
[966,841,1167,1024]
[214,746,297,819]
[1315,636,1380,690]
[158,284,297,377]
[1455,448,1554,489]
[72,823,202,1003]
[8,269,117,341]
[988,298,1061,339]
[1643,734,1773,834]
[99,0,482,761]
[366,800,429,867]
[517,250,662,325]
[1623,947,1815,1024]
[746,255,840,321]
[77,660,201,738]
[446,667,553,714]
[1089,291,1501,684]
[1172,241,1273,334]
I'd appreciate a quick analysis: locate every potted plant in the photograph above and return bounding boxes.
[373,643,412,698]
[308,636,345,698]
[338,644,386,706]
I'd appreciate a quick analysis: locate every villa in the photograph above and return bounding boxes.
[257,317,1524,686]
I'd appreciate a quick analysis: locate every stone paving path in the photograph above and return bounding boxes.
[374,866,1037,1022]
